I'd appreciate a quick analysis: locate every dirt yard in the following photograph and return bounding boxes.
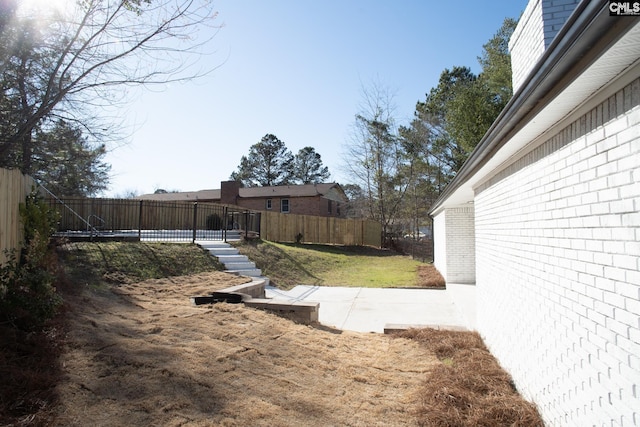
[52,271,439,426]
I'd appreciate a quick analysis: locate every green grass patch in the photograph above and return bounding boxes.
[232,240,425,289]
[58,241,224,287]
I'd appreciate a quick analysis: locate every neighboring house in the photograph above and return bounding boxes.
[430,1,639,425]
[137,181,348,217]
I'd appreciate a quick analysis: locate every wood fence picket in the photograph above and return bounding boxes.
[0,169,36,265]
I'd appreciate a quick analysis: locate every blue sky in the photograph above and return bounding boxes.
[104,0,527,197]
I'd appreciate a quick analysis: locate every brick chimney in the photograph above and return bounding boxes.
[220,181,241,205]
[509,0,580,93]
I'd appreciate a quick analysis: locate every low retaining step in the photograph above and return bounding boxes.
[221,281,266,299]
[244,298,319,324]
[190,278,318,324]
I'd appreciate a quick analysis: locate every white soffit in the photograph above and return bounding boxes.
[443,20,640,209]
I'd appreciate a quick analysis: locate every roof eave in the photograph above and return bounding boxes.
[429,2,635,216]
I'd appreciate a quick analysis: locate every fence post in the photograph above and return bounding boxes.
[192,202,198,243]
[223,206,227,242]
[138,200,143,240]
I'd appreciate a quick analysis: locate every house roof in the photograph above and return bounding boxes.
[239,183,345,199]
[429,2,640,215]
[136,183,347,202]
[136,189,220,201]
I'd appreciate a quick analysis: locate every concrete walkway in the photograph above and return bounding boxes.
[266,283,476,333]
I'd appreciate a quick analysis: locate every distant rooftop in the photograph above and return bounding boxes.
[136,183,345,202]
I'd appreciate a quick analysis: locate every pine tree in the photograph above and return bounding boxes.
[293,146,330,184]
[230,134,295,187]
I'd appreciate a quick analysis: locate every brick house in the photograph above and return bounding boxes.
[430,1,639,425]
[138,181,348,217]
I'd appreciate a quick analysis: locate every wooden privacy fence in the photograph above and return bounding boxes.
[0,168,36,265]
[260,211,382,247]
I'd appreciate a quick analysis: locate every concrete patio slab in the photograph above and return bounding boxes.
[265,285,476,333]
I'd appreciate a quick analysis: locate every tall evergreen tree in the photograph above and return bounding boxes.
[410,17,517,182]
[231,137,332,187]
[397,121,443,237]
[394,17,517,237]
[230,134,295,187]
[478,18,517,105]
[293,146,330,184]
[416,66,477,173]
[32,120,110,196]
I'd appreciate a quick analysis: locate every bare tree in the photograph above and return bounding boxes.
[0,0,220,175]
[342,82,408,244]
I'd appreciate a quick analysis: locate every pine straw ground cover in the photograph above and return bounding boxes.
[2,278,543,426]
[1,242,542,426]
[395,328,543,426]
[416,264,446,288]
[47,272,439,426]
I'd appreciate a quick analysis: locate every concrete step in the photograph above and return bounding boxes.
[198,242,264,279]
[223,261,256,270]
[215,254,250,263]
[227,268,262,277]
[207,247,240,256]
[199,241,233,248]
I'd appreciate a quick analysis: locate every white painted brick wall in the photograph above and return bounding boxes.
[510,0,545,92]
[474,78,640,426]
[432,207,476,284]
[445,207,476,284]
[509,0,580,93]
[433,212,448,281]
[541,0,580,44]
